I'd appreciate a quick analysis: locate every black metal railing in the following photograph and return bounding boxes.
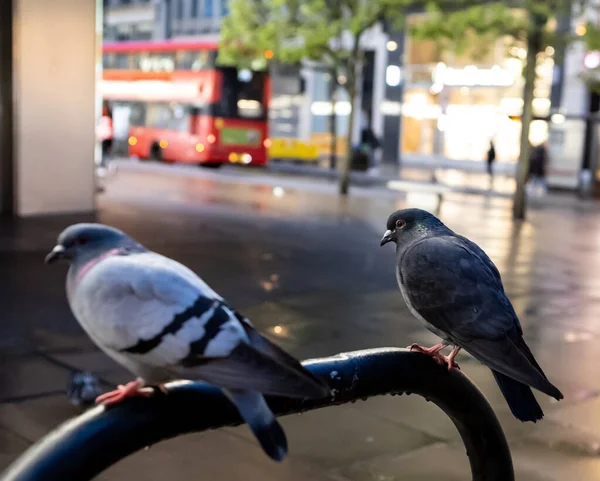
[1,348,514,481]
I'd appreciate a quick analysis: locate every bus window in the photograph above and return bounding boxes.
[192,51,212,71]
[167,103,190,132]
[103,54,112,69]
[128,53,141,70]
[146,103,171,129]
[140,53,175,72]
[139,52,150,71]
[218,67,266,120]
[160,52,176,72]
[104,53,118,69]
[116,54,128,69]
[175,50,187,69]
[237,70,266,119]
[129,102,146,127]
[172,50,216,70]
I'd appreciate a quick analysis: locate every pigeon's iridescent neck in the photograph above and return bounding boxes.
[396,225,450,258]
[67,248,123,298]
[77,248,122,281]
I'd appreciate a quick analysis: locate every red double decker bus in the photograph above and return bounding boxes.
[101,41,271,167]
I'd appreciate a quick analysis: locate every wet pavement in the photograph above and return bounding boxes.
[267,158,518,197]
[110,156,518,198]
[3,165,600,479]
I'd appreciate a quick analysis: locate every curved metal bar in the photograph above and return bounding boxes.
[1,348,514,481]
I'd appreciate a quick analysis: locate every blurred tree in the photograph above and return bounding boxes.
[580,20,600,90]
[410,0,597,220]
[219,0,411,195]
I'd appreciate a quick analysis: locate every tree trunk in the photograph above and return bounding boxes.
[513,29,541,220]
[339,39,361,196]
[340,79,355,195]
[329,70,337,170]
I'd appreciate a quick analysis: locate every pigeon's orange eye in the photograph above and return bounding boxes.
[396,220,406,229]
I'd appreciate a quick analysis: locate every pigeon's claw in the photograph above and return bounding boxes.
[445,346,462,371]
[430,351,461,371]
[408,343,461,371]
[407,342,447,356]
[96,378,152,406]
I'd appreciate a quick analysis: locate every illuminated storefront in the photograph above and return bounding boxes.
[397,20,555,164]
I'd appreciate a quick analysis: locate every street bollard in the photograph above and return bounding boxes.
[1,347,514,481]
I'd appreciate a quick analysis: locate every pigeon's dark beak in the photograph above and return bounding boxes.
[45,245,66,264]
[380,229,394,246]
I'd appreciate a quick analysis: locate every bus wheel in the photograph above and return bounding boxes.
[149,143,162,162]
[199,162,222,169]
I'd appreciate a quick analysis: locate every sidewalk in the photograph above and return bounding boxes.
[3,166,600,480]
[399,153,517,174]
[267,159,516,197]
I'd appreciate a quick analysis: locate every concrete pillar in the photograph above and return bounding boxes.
[5,0,98,216]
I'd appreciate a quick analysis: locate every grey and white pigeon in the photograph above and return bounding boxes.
[380,208,563,422]
[45,223,329,461]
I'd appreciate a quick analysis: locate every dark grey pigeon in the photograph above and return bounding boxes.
[45,223,329,461]
[380,208,563,422]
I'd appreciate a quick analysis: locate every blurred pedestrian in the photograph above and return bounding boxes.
[360,125,381,174]
[527,141,548,196]
[486,141,496,178]
[96,102,114,168]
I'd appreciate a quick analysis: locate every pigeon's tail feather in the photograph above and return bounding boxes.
[492,370,544,422]
[462,335,563,400]
[187,341,329,399]
[225,389,287,462]
[240,321,329,394]
[513,336,563,400]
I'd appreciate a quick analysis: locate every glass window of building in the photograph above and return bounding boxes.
[204,0,214,18]
[191,0,199,17]
[308,71,350,157]
[398,12,552,164]
[221,0,229,16]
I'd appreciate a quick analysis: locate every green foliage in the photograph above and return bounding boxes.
[584,22,600,51]
[409,0,595,60]
[219,0,414,195]
[218,0,280,68]
[412,3,528,48]
[218,0,600,202]
[219,0,411,75]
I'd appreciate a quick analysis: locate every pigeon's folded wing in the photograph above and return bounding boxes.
[74,252,244,363]
[74,252,328,398]
[400,235,518,341]
[401,236,561,397]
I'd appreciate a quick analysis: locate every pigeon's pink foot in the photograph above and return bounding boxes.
[445,346,461,371]
[95,379,152,406]
[407,342,446,356]
[408,343,461,370]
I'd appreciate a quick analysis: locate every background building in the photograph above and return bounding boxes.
[102,1,596,188]
[381,13,557,167]
[103,0,157,41]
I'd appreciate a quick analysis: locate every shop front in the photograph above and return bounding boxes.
[395,21,554,166]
